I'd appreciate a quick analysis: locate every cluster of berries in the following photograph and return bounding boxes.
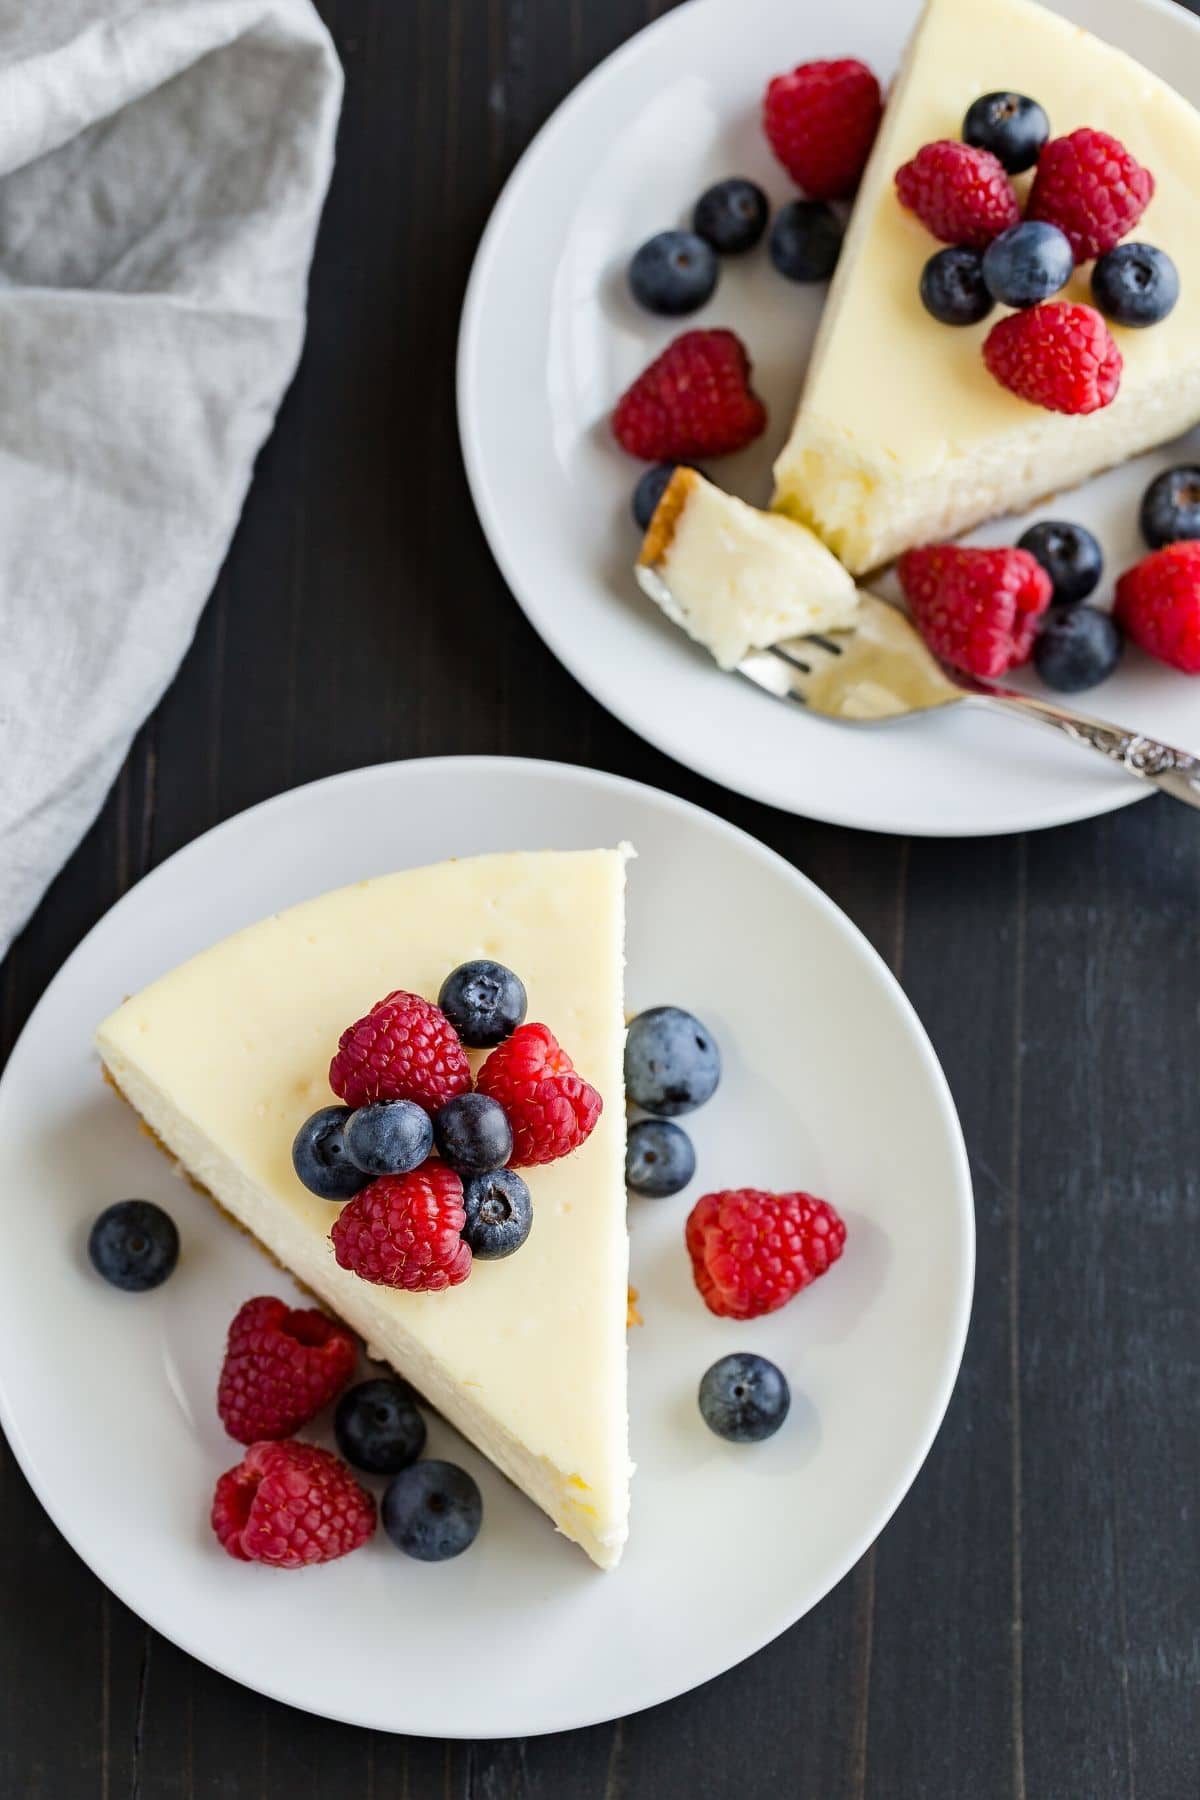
[898,460,1200,685]
[212,1296,481,1568]
[612,59,885,480]
[290,960,602,1292]
[898,95,1175,414]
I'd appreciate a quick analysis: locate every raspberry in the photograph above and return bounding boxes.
[686,1188,846,1320]
[1114,543,1200,673]
[217,1295,358,1444]
[1028,128,1154,263]
[476,1022,603,1167]
[211,1440,375,1568]
[763,58,882,200]
[331,1161,472,1290]
[612,329,766,462]
[895,140,1020,248]
[329,990,471,1113]
[983,302,1121,415]
[898,544,1052,679]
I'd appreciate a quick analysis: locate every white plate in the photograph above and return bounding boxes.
[0,757,972,1735]
[458,0,1200,837]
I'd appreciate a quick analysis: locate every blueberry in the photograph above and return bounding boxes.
[461,1168,533,1259]
[624,1006,720,1117]
[628,230,718,316]
[692,178,769,255]
[962,91,1050,173]
[343,1100,433,1176]
[292,1104,371,1200]
[768,201,842,283]
[633,462,696,532]
[1092,243,1179,328]
[88,1199,179,1292]
[1017,520,1103,604]
[919,246,994,326]
[438,959,527,1048]
[433,1092,513,1175]
[626,1119,696,1198]
[382,1460,482,1561]
[1140,465,1200,548]
[1034,606,1123,693]
[982,222,1073,308]
[699,1353,790,1443]
[335,1378,426,1474]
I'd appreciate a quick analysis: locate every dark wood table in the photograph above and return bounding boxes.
[3,3,1197,1794]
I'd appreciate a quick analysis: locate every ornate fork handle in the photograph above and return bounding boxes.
[969,689,1200,810]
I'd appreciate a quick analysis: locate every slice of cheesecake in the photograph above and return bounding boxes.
[773,0,1200,574]
[637,468,859,668]
[96,849,632,1570]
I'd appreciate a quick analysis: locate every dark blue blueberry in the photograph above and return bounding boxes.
[1033,606,1123,693]
[962,91,1050,173]
[768,201,842,283]
[633,462,696,532]
[433,1092,513,1175]
[628,230,718,316]
[382,1460,482,1561]
[699,1353,790,1443]
[1139,465,1200,549]
[461,1168,533,1259]
[88,1200,179,1292]
[1092,243,1179,329]
[1017,520,1103,605]
[692,178,769,254]
[343,1100,433,1177]
[438,959,527,1048]
[919,246,994,326]
[335,1378,426,1474]
[625,1006,720,1117]
[982,222,1073,308]
[626,1119,696,1198]
[291,1104,371,1200]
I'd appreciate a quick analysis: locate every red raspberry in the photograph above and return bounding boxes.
[331,1161,472,1290]
[895,140,1020,248]
[329,990,470,1113]
[217,1295,358,1444]
[476,1022,603,1167]
[983,302,1121,415]
[686,1188,846,1320]
[1027,129,1154,263]
[763,58,882,200]
[613,329,766,462]
[1115,543,1200,673]
[898,544,1052,679]
[212,1440,375,1568]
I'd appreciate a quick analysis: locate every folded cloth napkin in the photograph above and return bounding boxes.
[0,0,341,962]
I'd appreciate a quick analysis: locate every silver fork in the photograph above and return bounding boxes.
[739,593,1200,811]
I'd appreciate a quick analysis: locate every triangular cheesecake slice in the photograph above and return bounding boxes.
[96,849,632,1569]
[773,0,1200,573]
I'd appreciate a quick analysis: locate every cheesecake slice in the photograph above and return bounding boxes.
[773,0,1200,573]
[637,468,859,668]
[96,849,632,1570]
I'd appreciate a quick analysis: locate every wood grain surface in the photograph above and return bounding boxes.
[1,2,1198,1794]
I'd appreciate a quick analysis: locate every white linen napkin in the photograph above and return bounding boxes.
[0,0,342,961]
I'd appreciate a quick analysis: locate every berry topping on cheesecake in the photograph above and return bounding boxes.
[763,57,883,200]
[895,140,1020,248]
[212,1440,375,1567]
[613,329,767,461]
[332,1163,473,1291]
[1027,127,1154,262]
[329,990,471,1112]
[217,1295,358,1443]
[897,544,1052,678]
[476,1022,603,1167]
[983,303,1122,415]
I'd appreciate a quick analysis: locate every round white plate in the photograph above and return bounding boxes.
[0,758,972,1736]
[458,0,1200,837]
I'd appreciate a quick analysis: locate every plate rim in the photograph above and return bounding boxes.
[455,0,1200,837]
[0,754,975,1734]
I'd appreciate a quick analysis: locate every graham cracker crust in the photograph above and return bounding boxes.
[637,465,699,566]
